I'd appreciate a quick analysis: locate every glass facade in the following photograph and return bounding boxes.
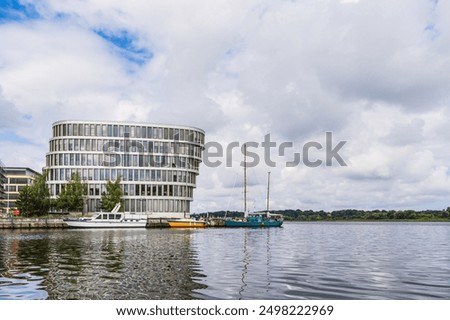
[45,121,205,216]
[0,161,6,215]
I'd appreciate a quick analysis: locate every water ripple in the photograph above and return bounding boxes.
[1,223,450,299]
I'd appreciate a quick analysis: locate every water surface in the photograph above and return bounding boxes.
[1,222,449,299]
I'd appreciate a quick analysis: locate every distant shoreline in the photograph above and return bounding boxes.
[0,217,448,231]
[197,208,450,222]
[1,207,449,230]
[282,219,450,223]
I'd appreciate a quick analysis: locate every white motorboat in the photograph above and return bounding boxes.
[63,203,147,228]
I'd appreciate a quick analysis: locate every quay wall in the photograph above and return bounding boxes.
[0,218,168,229]
[0,218,225,229]
[0,218,68,229]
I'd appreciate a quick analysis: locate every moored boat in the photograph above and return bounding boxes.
[263,214,283,227]
[224,215,262,227]
[167,218,207,228]
[63,203,147,228]
[224,148,283,228]
[224,213,283,228]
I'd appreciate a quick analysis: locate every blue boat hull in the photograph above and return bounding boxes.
[262,219,283,227]
[224,216,283,228]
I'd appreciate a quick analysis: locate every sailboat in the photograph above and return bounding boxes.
[261,171,283,227]
[224,145,283,228]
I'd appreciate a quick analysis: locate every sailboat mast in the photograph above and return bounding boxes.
[244,144,247,216]
[266,171,270,218]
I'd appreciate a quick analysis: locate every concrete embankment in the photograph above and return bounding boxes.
[0,217,226,229]
[0,218,169,229]
[0,218,68,229]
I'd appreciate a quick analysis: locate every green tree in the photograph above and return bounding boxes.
[16,185,33,217]
[16,171,50,216]
[31,172,51,216]
[101,177,124,212]
[387,210,396,219]
[57,172,86,212]
[404,210,417,220]
[395,211,406,219]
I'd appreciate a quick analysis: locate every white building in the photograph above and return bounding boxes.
[2,167,40,214]
[45,120,205,217]
[0,160,6,215]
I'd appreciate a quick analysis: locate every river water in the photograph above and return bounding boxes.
[0,222,449,300]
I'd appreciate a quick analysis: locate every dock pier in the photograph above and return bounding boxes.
[0,217,227,229]
[0,218,68,229]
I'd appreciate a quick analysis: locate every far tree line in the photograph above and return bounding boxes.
[15,171,123,217]
[199,208,450,221]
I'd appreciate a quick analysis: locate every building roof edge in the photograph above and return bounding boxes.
[51,120,205,134]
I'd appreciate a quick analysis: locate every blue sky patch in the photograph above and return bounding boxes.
[95,29,153,65]
[0,0,40,23]
[0,1,153,65]
[0,130,33,145]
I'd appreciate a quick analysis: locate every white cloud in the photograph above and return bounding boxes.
[1,0,450,212]
[0,86,25,130]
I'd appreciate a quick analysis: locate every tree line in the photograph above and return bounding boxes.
[198,208,450,221]
[15,171,123,217]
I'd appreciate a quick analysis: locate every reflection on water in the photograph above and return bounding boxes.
[0,229,206,299]
[191,227,286,299]
[192,222,450,300]
[1,222,450,300]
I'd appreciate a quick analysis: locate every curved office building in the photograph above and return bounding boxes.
[45,120,205,217]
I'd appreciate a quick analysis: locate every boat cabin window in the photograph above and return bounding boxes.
[94,213,123,220]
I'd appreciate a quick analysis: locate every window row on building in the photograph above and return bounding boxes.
[52,122,205,144]
[46,153,200,170]
[6,177,34,185]
[48,138,203,157]
[47,168,197,184]
[85,198,191,214]
[49,182,193,198]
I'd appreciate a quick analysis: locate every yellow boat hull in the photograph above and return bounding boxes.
[167,220,207,228]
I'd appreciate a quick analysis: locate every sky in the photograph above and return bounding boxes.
[1,0,450,213]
